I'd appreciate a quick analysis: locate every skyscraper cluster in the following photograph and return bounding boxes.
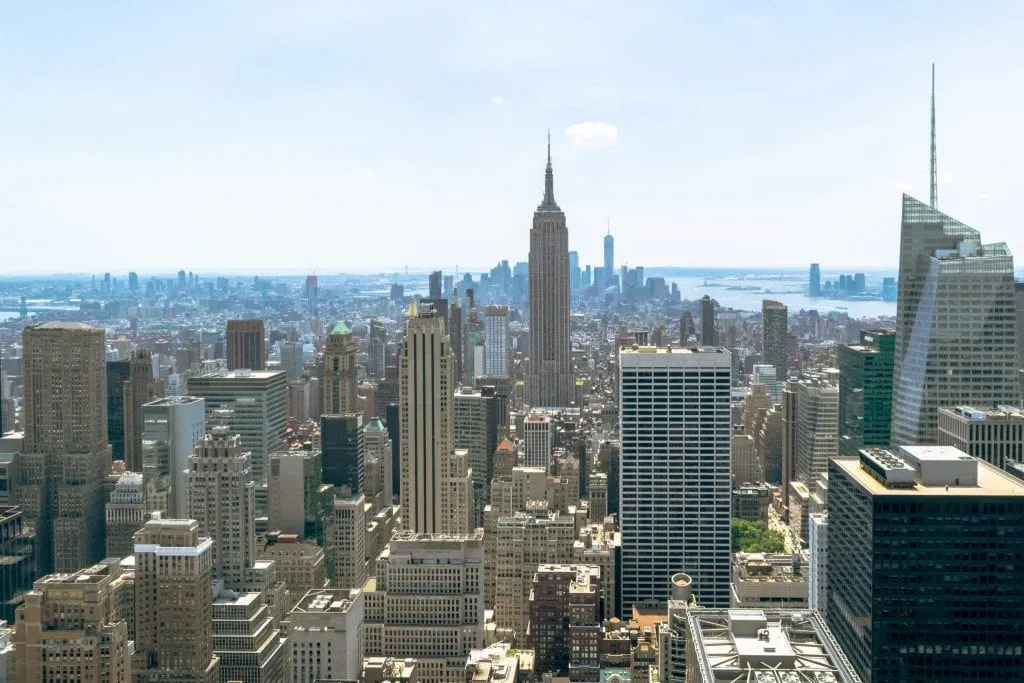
[1,79,1023,683]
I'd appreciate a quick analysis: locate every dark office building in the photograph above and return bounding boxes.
[106,359,132,461]
[385,403,400,499]
[0,506,36,623]
[828,447,1024,682]
[320,414,364,495]
[838,329,895,456]
[225,319,266,371]
[700,295,716,346]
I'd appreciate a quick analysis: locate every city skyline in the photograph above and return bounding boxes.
[3,4,1024,272]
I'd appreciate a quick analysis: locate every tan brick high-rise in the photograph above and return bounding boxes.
[324,322,358,415]
[123,348,163,472]
[399,304,470,534]
[19,322,110,574]
[14,562,131,682]
[133,518,219,682]
[226,319,266,371]
[527,135,572,408]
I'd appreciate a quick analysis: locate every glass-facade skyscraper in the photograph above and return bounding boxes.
[838,329,894,456]
[891,195,1018,445]
[828,447,1024,681]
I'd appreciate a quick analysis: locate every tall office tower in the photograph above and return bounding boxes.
[494,509,576,638]
[106,358,131,461]
[794,372,839,485]
[269,446,324,538]
[363,532,486,683]
[321,413,364,494]
[400,303,468,534]
[528,564,601,675]
[809,262,822,297]
[484,305,510,377]
[186,368,287,491]
[619,346,732,613]
[188,430,256,589]
[14,562,132,681]
[779,379,799,512]
[364,418,394,509]
[328,493,367,590]
[829,447,1024,681]
[20,322,110,574]
[132,519,220,682]
[838,330,894,456]
[105,471,146,558]
[453,388,498,525]
[699,295,716,345]
[429,270,443,299]
[604,227,615,282]
[527,135,573,408]
[226,319,266,371]
[141,396,206,518]
[288,588,366,682]
[938,405,1024,469]
[281,340,304,381]
[760,299,788,380]
[891,195,1018,445]
[367,319,388,380]
[569,250,581,293]
[324,322,359,415]
[679,311,694,343]
[123,348,163,472]
[523,410,554,469]
[449,300,464,388]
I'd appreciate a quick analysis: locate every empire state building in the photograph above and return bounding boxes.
[527,135,573,408]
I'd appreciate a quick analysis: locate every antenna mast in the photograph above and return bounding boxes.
[930,63,938,209]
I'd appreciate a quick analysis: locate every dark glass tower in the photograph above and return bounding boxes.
[106,359,132,461]
[320,414,364,495]
[838,329,894,456]
[828,448,1024,682]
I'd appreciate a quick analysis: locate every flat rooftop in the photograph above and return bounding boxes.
[835,454,1024,497]
[942,405,1024,422]
[686,608,860,683]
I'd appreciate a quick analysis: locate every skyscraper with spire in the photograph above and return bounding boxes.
[527,133,573,408]
[890,65,1018,444]
[603,223,615,288]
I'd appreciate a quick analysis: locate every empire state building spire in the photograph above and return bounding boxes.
[539,130,560,211]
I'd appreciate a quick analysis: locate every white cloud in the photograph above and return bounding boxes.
[354,167,376,176]
[565,121,618,149]
[491,95,505,105]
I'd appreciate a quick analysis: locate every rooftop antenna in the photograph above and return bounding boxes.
[930,63,938,209]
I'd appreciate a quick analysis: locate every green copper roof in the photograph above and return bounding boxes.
[365,418,386,432]
[331,321,351,335]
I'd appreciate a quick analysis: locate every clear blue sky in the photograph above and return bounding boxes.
[3,2,1024,275]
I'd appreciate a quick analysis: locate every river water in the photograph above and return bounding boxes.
[667,276,896,319]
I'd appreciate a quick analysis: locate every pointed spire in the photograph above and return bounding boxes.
[539,129,560,211]
[930,63,938,209]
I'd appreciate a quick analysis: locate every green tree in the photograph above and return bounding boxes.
[731,518,786,553]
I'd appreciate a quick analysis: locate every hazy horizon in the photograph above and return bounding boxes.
[4,3,1024,273]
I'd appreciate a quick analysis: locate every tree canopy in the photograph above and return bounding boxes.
[731,518,786,553]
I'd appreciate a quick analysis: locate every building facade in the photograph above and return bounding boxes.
[324,322,359,415]
[619,346,732,613]
[20,322,110,574]
[226,319,266,371]
[937,404,1024,470]
[828,447,1024,681]
[761,299,788,380]
[527,138,573,408]
[891,195,1018,445]
[838,330,894,456]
